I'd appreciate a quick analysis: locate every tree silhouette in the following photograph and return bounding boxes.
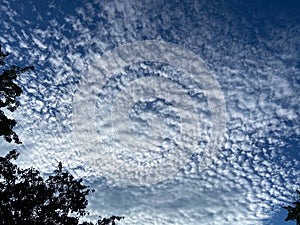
[0,149,124,225]
[0,45,34,144]
[283,190,300,225]
[0,45,124,224]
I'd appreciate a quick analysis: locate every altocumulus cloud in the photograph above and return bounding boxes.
[0,0,299,224]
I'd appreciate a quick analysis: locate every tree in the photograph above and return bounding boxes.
[0,45,34,144]
[0,149,124,225]
[283,190,300,225]
[0,45,124,224]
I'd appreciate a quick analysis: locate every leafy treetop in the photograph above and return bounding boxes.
[283,190,300,225]
[0,45,34,144]
[0,44,123,225]
[0,149,124,225]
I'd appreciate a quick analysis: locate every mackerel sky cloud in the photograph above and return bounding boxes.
[0,1,299,224]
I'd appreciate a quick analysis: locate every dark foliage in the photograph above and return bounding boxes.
[283,190,300,225]
[0,150,124,225]
[0,44,123,224]
[0,45,34,144]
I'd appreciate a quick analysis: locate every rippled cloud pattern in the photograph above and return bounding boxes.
[0,1,299,224]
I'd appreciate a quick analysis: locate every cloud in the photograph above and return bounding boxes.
[0,0,299,224]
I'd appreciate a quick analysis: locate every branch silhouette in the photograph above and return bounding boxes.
[0,45,124,225]
[283,190,300,225]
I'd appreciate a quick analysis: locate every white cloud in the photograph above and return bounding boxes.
[0,0,299,224]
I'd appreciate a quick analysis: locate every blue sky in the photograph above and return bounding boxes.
[0,0,299,224]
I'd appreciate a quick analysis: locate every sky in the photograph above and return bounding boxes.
[0,0,299,224]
